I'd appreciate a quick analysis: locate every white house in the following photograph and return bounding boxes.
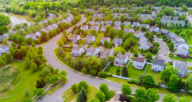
[171,36,185,44]
[160,19,185,27]
[134,31,145,38]
[132,22,140,27]
[152,59,165,72]
[80,25,89,31]
[174,62,187,77]
[90,26,99,31]
[85,35,95,44]
[96,21,103,26]
[88,21,94,25]
[25,33,37,40]
[113,38,123,47]
[140,24,150,29]
[175,42,189,50]
[0,45,9,53]
[124,21,131,26]
[167,32,178,39]
[149,26,159,33]
[139,36,148,43]
[101,26,107,32]
[71,35,80,43]
[124,28,134,33]
[106,21,112,26]
[139,42,153,50]
[71,46,85,57]
[177,47,189,56]
[86,47,100,57]
[100,37,110,45]
[115,53,129,65]
[160,29,169,35]
[114,21,121,26]
[133,57,146,70]
[35,32,41,37]
[113,26,121,31]
[0,35,6,42]
[100,49,114,59]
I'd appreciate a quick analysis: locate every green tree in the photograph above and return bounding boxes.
[78,81,88,92]
[50,75,58,84]
[104,40,108,48]
[122,66,128,77]
[179,97,190,102]
[109,28,116,39]
[30,63,37,72]
[11,42,16,48]
[25,58,31,69]
[152,46,158,54]
[2,38,9,45]
[135,87,147,102]
[166,74,179,91]
[145,52,152,60]
[116,66,120,75]
[121,83,132,95]
[77,87,87,102]
[89,98,100,102]
[24,89,30,98]
[33,88,44,96]
[71,84,77,93]
[162,94,177,102]
[134,52,138,57]
[95,91,105,102]
[99,83,110,100]
[143,74,155,88]
[6,53,13,63]
[168,42,174,51]
[147,88,160,102]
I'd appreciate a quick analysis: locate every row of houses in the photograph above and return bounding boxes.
[0,45,9,57]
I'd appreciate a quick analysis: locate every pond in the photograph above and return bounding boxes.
[0,12,34,29]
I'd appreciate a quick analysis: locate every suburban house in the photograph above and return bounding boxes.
[88,21,94,25]
[113,38,123,47]
[134,31,145,38]
[86,47,100,57]
[0,35,6,42]
[167,32,178,39]
[47,13,56,19]
[160,29,169,34]
[140,24,150,29]
[101,26,107,32]
[133,57,146,70]
[175,42,189,50]
[115,53,129,65]
[149,26,159,33]
[96,21,103,26]
[124,28,134,33]
[25,33,37,40]
[0,45,9,53]
[71,35,80,43]
[173,17,179,20]
[80,25,89,31]
[160,19,185,27]
[139,42,153,50]
[174,10,183,16]
[172,36,185,44]
[177,47,189,56]
[139,36,148,43]
[85,35,95,44]
[100,49,114,59]
[35,32,41,37]
[113,26,121,31]
[106,21,112,26]
[71,46,85,57]
[132,22,140,27]
[152,59,165,72]
[124,21,131,26]
[90,26,99,31]
[114,21,121,26]
[140,17,154,21]
[42,27,51,33]
[93,13,104,17]
[174,62,187,77]
[138,14,156,18]
[162,16,172,20]
[100,37,110,45]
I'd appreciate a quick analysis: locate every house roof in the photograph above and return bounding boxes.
[71,35,79,39]
[160,29,169,32]
[101,49,112,56]
[153,59,165,66]
[106,20,112,23]
[132,22,139,25]
[150,26,158,29]
[81,25,88,29]
[116,53,128,60]
[174,62,187,70]
[0,45,9,49]
[134,31,142,35]
[124,28,133,32]
[101,26,107,29]
[87,47,98,53]
[124,21,131,24]
[114,21,121,24]
[100,37,109,41]
[72,46,81,51]
[90,26,99,29]
[140,36,147,40]
[85,35,94,40]
[28,33,36,37]
[89,21,94,23]
[133,57,145,63]
[113,38,122,42]
[113,26,120,30]
[141,24,150,27]
[145,42,153,47]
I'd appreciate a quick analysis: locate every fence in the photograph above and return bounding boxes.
[112,74,131,80]
[102,61,112,71]
[32,82,50,100]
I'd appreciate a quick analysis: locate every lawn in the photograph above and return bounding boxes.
[169,55,182,60]
[127,63,147,79]
[145,65,161,84]
[105,65,122,75]
[54,48,71,65]
[0,61,41,102]
[189,47,192,52]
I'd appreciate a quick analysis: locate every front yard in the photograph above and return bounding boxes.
[145,65,161,84]
[127,63,147,79]
[105,65,122,75]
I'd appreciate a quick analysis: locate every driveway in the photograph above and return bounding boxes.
[154,36,168,59]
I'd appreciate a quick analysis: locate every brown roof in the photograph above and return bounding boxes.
[101,26,107,29]
[133,57,146,63]
[90,26,98,29]
[100,37,109,41]
[134,31,142,34]
[28,33,36,37]
[101,49,112,56]
[113,26,120,30]
[81,25,88,29]
[87,47,98,53]
[116,53,128,60]
[72,46,81,51]
[150,26,157,29]
[71,35,79,38]
[85,35,94,39]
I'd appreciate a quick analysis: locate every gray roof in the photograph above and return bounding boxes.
[153,59,165,66]
[0,45,9,49]
[116,53,128,60]
[87,47,97,53]
[101,49,112,56]
[113,38,122,42]
[174,62,187,70]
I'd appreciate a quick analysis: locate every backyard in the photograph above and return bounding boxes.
[127,63,147,79]
[105,65,123,75]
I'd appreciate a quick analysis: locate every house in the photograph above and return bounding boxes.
[173,17,178,20]
[124,21,131,26]
[177,47,189,56]
[138,14,157,18]
[152,59,165,72]
[25,33,37,40]
[90,26,99,31]
[88,21,94,25]
[134,31,145,38]
[162,16,172,20]
[174,62,187,77]
[35,32,41,37]
[100,49,114,59]
[71,35,80,43]
[139,36,148,43]
[113,38,123,47]
[113,26,121,31]
[100,37,110,45]
[115,53,129,65]
[174,10,183,16]
[140,17,154,21]
[133,57,146,70]
[160,29,169,34]
[85,35,95,44]
[106,21,112,26]
[167,32,178,39]
[149,26,159,33]
[175,42,189,50]
[42,27,51,33]
[114,21,121,26]
[71,46,85,57]
[86,47,100,57]
[0,35,6,42]
[80,25,89,31]
[101,26,107,32]
[96,21,103,26]
[0,45,9,53]
[132,22,140,27]
[140,24,150,29]
[124,28,134,33]
[93,13,104,17]
[139,42,153,50]
[171,36,185,44]
[47,13,56,19]
[160,19,185,27]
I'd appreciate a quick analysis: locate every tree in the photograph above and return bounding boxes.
[166,74,179,91]
[109,28,116,38]
[78,81,88,92]
[54,68,59,74]
[168,42,174,51]
[143,74,155,88]
[99,83,110,100]
[20,46,27,57]
[121,83,132,96]
[2,38,9,45]
[145,52,152,60]
[33,88,44,96]
[122,66,128,77]
[141,26,146,31]
[147,88,160,102]
[71,84,77,93]
[148,33,154,42]
[11,42,16,48]
[162,94,177,102]
[104,40,108,48]
[177,79,184,91]
[58,40,64,47]
[25,38,33,45]
[135,87,147,102]
[116,66,120,75]
[182,5,188,11]
[95,91,105,102]
[179,97,190,102]
[152,46,158,54]
[160,67,173,83]
[119,94,127,101]
[134,52,138,57]
[60,76,66,82]
[30,63,37,72]
[89,98,100,102]
[187,74,192,88]
[24,89,30,98]
[50,75,58,84]
[77,87,87,102]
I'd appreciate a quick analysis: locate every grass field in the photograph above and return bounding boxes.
[127,63,146,79]
[105,65,122,75]
[0,61,41,102]
[145,65,161,84]
[54,48,71,65]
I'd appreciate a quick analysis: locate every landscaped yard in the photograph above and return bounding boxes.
[145,65,161,84]
[189,47,192,52]
[105,65,122,75]
[0,61,41,102]
[54,48,72,65]
[127,63,147,79]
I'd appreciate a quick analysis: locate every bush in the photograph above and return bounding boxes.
[90,70,97,76]
[71,84,77,93]
[98,71,107,78]
[128,79,141,85]
[119,94,127,101]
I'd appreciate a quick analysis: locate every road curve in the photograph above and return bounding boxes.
[37,15,165,102]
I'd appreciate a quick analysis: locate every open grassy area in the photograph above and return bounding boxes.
[145,65,161,84]
[0,61,41,102]
[127,63,146,79]
[189,47,192,52]
[169,55,183,60]
[105,65,122,75]
[54,48,71,65]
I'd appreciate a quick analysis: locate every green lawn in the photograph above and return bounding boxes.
[54,48,71,65]
[0,61,41,102]
[105,65,122,75]
[127,63,146,79]
[169,55,182,60]
[145,65,161,84]
[189,47,192,52]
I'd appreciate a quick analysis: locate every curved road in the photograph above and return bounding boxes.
[37,15,168,102]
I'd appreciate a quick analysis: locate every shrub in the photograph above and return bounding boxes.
[98,71,107,78]
[119,94,127,101]
[90,70,97,76]
[128,79,141,85]
[71,84,77,93]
